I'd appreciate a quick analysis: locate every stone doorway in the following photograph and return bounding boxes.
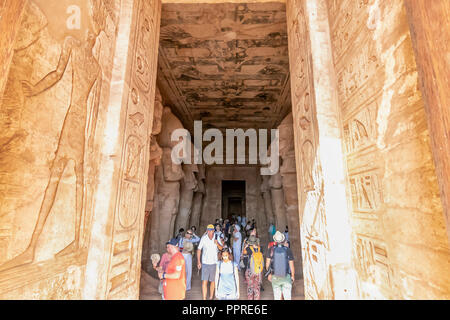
[0,0,448,300]
[221,180,246,221]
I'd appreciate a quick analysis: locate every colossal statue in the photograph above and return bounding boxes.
[189,164,206,230]
[174,143,199,233]
[142,88,164,273]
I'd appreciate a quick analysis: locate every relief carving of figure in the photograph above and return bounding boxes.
[0,1,107,271]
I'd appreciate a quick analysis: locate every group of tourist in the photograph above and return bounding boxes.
[151,216,295,300]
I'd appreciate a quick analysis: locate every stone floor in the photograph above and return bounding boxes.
[140,267,305,300]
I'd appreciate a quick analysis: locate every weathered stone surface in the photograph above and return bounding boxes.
[189,164,206,229]
[261,175,275,226]
[0,0,122,299]
[174,162,198,232]
[278,113,302,277]
[327,0,450,299]
[0,0,27,101]
[288,0,356,300]
[404,0,450,244]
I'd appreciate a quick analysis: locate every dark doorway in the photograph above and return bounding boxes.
[221,180,246,221]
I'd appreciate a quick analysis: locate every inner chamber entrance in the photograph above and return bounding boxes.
[222,180,246,221]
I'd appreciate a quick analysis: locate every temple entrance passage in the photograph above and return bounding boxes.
[0,0,449,301]
[222,180,246,221]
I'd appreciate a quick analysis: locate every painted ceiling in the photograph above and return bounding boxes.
[157,2,291,133]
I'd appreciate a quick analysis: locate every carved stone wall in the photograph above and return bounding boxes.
[0,0,123,299]
[279,113,302,277]
[287,0,356,300]
[0,0,27,100]
[327,0,450,299]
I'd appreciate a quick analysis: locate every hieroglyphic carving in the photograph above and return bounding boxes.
[354,234,392,299]
[349,170,382,215]
[301,168,332,299]
[328,0,374,63]
[336,39,379,105]
[288,0,331,300]
[105,0,160,299]
[0,0,108,272]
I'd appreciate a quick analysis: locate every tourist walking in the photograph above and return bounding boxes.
[241,227,259,274]
[179,228,200,250]
[266,231,295,300]
[158,238,186,300]
[181,241,194,291]
[232,225,242,271]
[245,221,252,236]
[243,235,264,300]
[284,226,289,242]
[215,248,240,300]
[197,224,224,300]
[152,242,173,299]
[268,221,276,241]
[241,216,247,229]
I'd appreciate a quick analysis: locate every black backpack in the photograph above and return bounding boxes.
[272,245,289,277]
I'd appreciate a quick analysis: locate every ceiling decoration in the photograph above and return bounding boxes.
[157,2,291,133]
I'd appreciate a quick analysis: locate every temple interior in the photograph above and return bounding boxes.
[0,0,449,300]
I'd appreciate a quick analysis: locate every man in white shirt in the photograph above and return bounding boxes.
[197,224,223,300]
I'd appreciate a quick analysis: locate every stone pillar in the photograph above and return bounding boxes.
[151,107,185,249]
[287,0,356,299]
[327,0,450,299]
[158,148,183,248]
[269,171,288,232]
[404,0,450,244]
[261,175,275,227]
[175,162,198,233]
[83,0,161,300]
[0,0,157,300]
[141,87,163,274]
[279,113,302,278]
[189,164,206,229]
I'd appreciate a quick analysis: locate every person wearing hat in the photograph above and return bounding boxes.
[197,224,224,300]
[265,231,295,300]
[158,238,186,300]
[242,235,264,300]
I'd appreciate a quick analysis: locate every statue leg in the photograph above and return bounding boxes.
[0,156,67,271]
[56,159,84,257]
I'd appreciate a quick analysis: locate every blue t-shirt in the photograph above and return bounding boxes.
[216,261,238,296]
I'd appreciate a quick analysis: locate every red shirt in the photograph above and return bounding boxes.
[268,241,276,250]
[163,252,186,300]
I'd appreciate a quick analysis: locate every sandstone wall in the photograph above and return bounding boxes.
[0,0,162,299]
[327,0,450,299]
[0,0,119,299]
[287,0,356,300]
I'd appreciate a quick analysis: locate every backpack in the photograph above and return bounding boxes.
[272,245,289,277]
[249,246,264,275]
